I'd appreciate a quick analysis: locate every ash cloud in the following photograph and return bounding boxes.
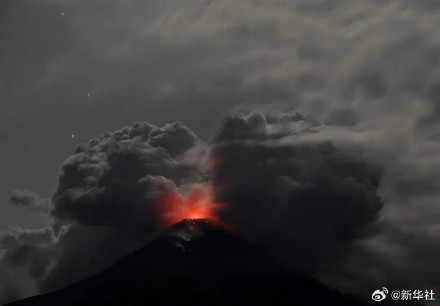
[0,228,55,303]
[213,112,440,296]
[213,112,383,272]
[9,190,51,213]
[52,122,202,238]
[0,121,207,304]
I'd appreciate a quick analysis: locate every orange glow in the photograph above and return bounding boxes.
[158,185,222,226]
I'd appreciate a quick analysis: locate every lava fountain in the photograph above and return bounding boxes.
[158,184,223,226]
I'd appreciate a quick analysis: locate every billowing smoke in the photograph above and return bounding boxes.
[0,121,208,304]
[52,121,204,238]
[9,190,51,213]
[0,227,54,303]
[214,112,440,296]
[213,112,383,272]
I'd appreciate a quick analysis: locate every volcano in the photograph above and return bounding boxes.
[6,219,368,306]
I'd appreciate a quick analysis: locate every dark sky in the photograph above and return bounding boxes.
[1,0,440,304]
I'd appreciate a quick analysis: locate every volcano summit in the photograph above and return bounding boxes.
[6,219,367,306]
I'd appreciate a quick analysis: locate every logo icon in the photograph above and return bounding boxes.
[372,287,388,302]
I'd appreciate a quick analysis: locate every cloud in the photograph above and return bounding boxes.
[9,190,51,213]
[52,122,203,236]
[20,0,439,144]
[212,111,440,297]
[0,228,55,303]
[213,112,383,272]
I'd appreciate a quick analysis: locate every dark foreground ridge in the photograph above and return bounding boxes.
[6,219,370,306]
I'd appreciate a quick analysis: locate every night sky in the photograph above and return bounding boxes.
[1,0,440,304]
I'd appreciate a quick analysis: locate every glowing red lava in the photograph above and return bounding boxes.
[158,185,222,226]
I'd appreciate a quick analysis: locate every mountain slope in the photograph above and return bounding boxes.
[6,219,367,306]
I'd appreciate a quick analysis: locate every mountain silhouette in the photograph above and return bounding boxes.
[6,219,370,306]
